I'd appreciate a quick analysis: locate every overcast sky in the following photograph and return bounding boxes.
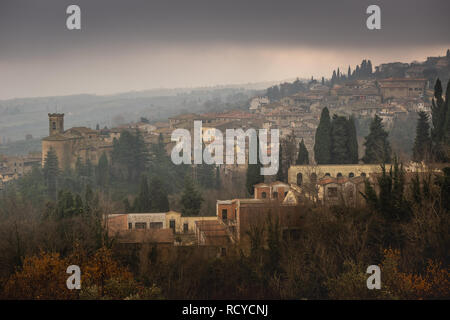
[0,0,449,99]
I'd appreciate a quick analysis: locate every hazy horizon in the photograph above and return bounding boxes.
[1,0,449,100]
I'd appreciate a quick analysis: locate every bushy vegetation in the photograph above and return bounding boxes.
[1,155,449,299]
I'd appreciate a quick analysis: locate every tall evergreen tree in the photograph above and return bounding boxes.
[362,158,411,248]
[43,147,59,199]
[330,115,350,164]
[347,116,359,163]
[123,198,132,213]
[133,175,151,212]
[246,135,263,195]
[112,130,148,181]
[331,70,337,86]
[441,80,450,161]
[215,166,221,190]
[413,111,431,162]
[362,115,392,164]
[431,79,449,162]
[276,142,285,182]
[149,176,169,212]
[296,139,309,165]
[180,175,203,216]
[367,60,373,75]
[444,80,450,147]
[314,107,332,164]
[96,152,109,187]
[75,156,85,177]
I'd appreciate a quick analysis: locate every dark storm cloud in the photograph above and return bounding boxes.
[0,0,449,60]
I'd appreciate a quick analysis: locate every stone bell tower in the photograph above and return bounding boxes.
[48,113,64,136]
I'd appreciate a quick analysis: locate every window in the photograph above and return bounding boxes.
[337,172,343,178]
[310,173,317,184]
[349,172,355,178]
[296,173,303,186]
[52,122,56,130]
[325,173,331,177]
[150,222,163,229]
[128,223,132,230]
[272,192,278,199]
[169,219,175,231]
[261,192,267,198]
[361,172,366,177]
[284,191,288,196]
[135,222,147,229]
[183,223,189,233]
[222,209,228,220]
[327,187,338,198]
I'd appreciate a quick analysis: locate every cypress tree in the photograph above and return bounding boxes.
[43,147,59,199]
[331,71,337,86]
[246,134,263,195]
[296,139,309,165]
[431,79,449,161]
[75,156,85,177]
[362,115,392,164]
[134,175,151,212]
[123,198,132,213]
[276,142,285,182]
[215,166,221,190]
[330,115,350,164]
[314,107,332,164]
[134,130,148,178]
[96,152,109,187]
[149,176,169,212]
[413,111,431,162]
[431,79,445,139]
[181,175,203,216]
[347,116,359,164]
[442,81,450,159]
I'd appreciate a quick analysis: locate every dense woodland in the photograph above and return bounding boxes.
[0,80,449,300]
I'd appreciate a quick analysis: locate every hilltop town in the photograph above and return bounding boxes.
[0,50,449,300]
[2,50,449,190]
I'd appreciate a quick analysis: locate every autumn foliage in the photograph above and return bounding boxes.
[382,249,450,299]
[1,247,161,300]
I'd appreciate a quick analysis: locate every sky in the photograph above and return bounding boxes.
[0,0,449,100]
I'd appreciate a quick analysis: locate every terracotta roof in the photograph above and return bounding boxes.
[114,229,174,244]
[42,133,75,141]
[318,177,337,185]
[378,78,427,82]
[169,113,199,120]
[214,110,256,119]
[67,127,97,134]
[254,183,270,187]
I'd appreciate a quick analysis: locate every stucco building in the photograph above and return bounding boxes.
[41,113,114,169]
[378,78,427,100]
